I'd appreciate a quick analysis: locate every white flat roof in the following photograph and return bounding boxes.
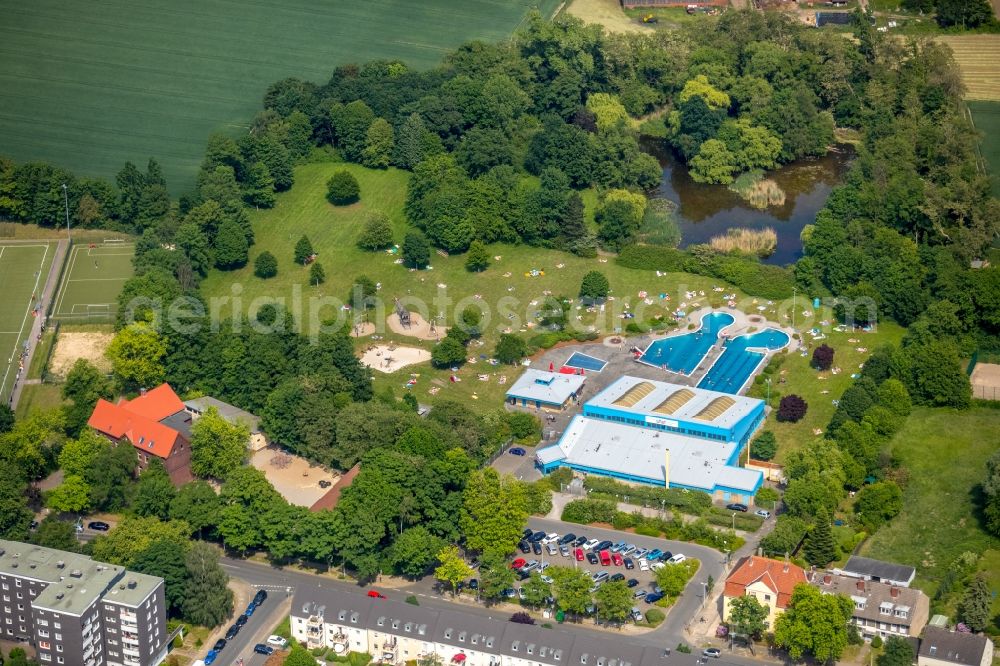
[586,376,761,429]
[506,370,586,405]
[537,415,761,493]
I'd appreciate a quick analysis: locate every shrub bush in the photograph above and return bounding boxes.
[583,477,712,514]
[749,431,777,460]
[777,394,808,422]
[812,344,834,371]
[254,250,277,279]
[645,608,665,626]
[326,170,360,205]
[561,499,617,524]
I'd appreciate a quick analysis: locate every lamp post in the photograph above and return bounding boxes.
[61,183,71,240]
[765,377,772,405]
[732,512,737,532]
[791,287,796,332]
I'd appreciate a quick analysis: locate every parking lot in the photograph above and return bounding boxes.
[499,527,695,612]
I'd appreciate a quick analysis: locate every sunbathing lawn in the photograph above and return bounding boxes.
[748,320,907,462]
[862,406,1000,622]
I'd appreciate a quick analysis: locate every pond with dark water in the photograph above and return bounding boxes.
[641,139,854,265]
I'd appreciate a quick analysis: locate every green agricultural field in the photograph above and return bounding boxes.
[51,242,135,322]
[0,241,58,403]
[862,407,1000,613]
[0,0,561,194]
[968,100,1000,196]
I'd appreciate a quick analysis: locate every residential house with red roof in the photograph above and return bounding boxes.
[723,555,807,630]
[87,383,194,485]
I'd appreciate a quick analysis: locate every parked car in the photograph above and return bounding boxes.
[518,540,531,554]
[254,644,274,656]
[468,579,478,590]
[595,540,614,552]
[558,533,576,545]
[546,543,558,556]
[253,589,267,605]
[522,560,540,572]
[212,639,226,652]
[586,552,599,565]
[574,548,585,562]
[611,541,627,553]
[668,553,687,564]
[645,592,664,604]
[650,562,665,571]
[540,575,554,584]
[204,650,218,665]
[703,649,721,658]
[529,531,547,543]
[726,503,748,513]
[235,614,248,627]
[583,538,600,550]
[559,545,571,557]
[224,625,239,640]
[537,562,551,572]
[532,541,543,555]
[633,548,649,559]
[541,532,559,545]
[645,549,663,561]
[87,521,110,531]
[502,588,517,599]
[621,544,636,556]
[245,602,256,617]
[592,571,609,583]
[634,588,649,599]
[638,559,649,572]
[610,573,625,583]
[626,578,639,588]
[599,550,611,566]
[511,558,527,570]
[623,558,634,570]
[266,636,289,648]
[755,509,771,518]
[612,552,623,566]
[573,536,588,547]
[631,607,644,622]
[522,528,533,539]
[509,447,527,456]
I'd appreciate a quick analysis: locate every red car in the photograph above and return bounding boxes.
[612,552,624,566]
[367,590,386,599]
[511,558,527,570]
[599,550,611,566]
[574,548,584,562]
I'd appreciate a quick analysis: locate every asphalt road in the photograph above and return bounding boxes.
[208,589,291,666]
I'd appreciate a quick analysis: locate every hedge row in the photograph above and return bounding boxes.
[616,244,795,300]
[527,329,600,350]
[561,501,745,552]
[583,477,713,514]
[704,507,764,532]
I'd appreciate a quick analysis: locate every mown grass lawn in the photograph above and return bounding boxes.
[200,162,779,409]
[749,321,907,462]
[862,407,1000,613]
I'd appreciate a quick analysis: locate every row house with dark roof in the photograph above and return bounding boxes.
[290,586,695,666]
[809,570,929,640]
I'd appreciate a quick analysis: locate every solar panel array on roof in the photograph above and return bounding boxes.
[612,381,655,408]
[652,388,695,415]
[694,396,735,421]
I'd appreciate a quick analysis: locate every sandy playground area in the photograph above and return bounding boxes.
[387,310,447,341]
[350,321,376,338]
[361,344,431,374]
[250,447,339,508]
[971,362,1000,400]
[49,331,113,377]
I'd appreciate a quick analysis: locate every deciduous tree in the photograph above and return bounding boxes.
[461,468,528,557]
[434,546,474,594]
[594,580,632,623]
[132,459,177,520]
[106,323,167,391]
[190,407,248,480]
[326,170,361,205]
[773,584,853,662]
[254,250,278,278]
[549,566,593,617]
[465,240,490,272]
[357,212,394,251]
[181,542,233,627]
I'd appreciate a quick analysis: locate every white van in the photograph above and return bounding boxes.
[668,553,687,564]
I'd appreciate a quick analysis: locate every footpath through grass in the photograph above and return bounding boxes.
[0,0,560,193]
[862,406,1000,612]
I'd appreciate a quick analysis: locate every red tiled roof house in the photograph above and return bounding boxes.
[87,384,194,485]
[723,556,807,629]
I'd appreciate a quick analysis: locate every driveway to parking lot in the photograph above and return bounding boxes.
[527,517,726,643]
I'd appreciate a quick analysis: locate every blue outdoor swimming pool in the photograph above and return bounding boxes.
[697,329,790,394]
[640,312,735,375]
[565,352,608,372]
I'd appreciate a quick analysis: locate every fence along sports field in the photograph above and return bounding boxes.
[0,0,560,193]
[0,242,58,402]
[51,241,134,322]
